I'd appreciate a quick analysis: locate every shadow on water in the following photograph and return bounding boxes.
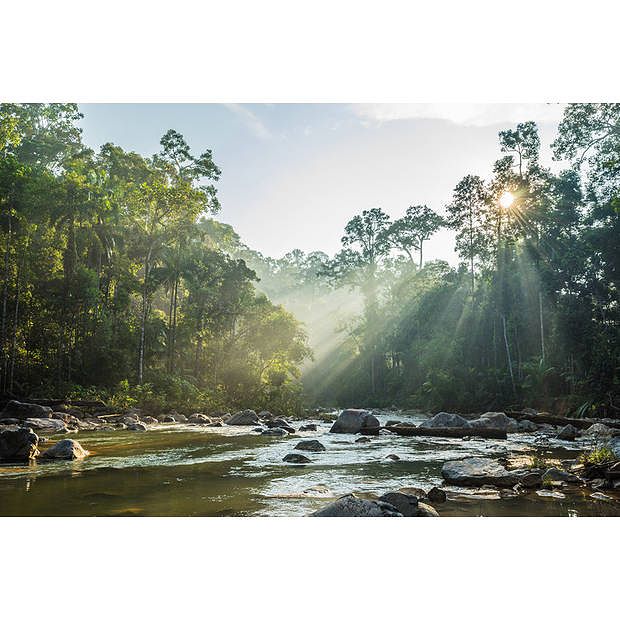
[1,412,619,517]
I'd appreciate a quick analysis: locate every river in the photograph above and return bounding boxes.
[1,411,618,516]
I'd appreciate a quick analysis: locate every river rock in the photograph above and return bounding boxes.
[585,423,612,437]
[141,416,159,425]
[226,410,259,426]
[426,487,447,503]
[519,471,543,488]
[378,491,419,516]
[542,467,580,483]
[267,418,295,433]
[262,427,287,436]
[0,400,53,420]
[329,409,380,434]
[0,427,40,462]
[161,415,176,423]
[385,454,400,460]
[172,413,188,423]
[127,422,147,432]
[188,413,210,424]
[609,438,620,460]
[207,421,224,427]
[355,436,371,443]
[294,439,326,452]
[442,457,519,487]
[470,411,512,431]
[416,502,440,517]
[557,424,579,440]
[283,453,311,464]
[42,438,88,460]
[299,423,318,432]
[419,412,471,429]
[518,419,538,433]
[23,418,68,433]
[310,494,403,517]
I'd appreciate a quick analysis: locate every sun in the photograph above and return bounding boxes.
[499,191,515,209]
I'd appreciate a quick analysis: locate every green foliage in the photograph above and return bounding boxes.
[579,447,616,466]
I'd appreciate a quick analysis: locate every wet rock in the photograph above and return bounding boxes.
[607,461,620,480]
[141,416,159,425]
[470,412,513,432]
[283,453,311,464]
[536,489,566,499]
[378,492,419,516]
[42,438,88,460]
[188,413,210,424]
[226,410,259,426]
[385,420,402,427]
[585,423,612,437]
[419,412,471,429]
[294,439,326,452]
[172,413,188,423]
[416,502,440,517]
[590,492,613,502]
[310,494,403,517]
[115,423,127,430]
[127,422,147,432]
[329,409,380,434]
[355,437,371,443]
[557,424,579,441]
[609,438,620,459]
[519,471,543,488]
[589,478,609,490]
[0,427,40,462]
[399,486,427,499]
[517,419,538,433]
[207,421,224,427]
[23,418,68,434]
[0,417,21,425]
[385,454,400,461]
[426,487,447,503]
[441,457,519,487]
[0,400,53,420]
[262,427,287,436]
[122,415,139,425]
[299,423,318,432]
[258,410,272,419]
[542,467,580,483]
[267,418,295,433]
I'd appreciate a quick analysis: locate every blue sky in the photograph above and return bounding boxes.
[79,103,564,263]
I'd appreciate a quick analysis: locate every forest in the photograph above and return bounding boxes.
[1,103,619,419]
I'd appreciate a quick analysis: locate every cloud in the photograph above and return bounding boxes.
[350,103,565,127]
[222,103,272,139]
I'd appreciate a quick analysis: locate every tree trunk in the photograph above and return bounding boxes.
[502,314,516,398]
[1,213,12,391]
[138,248,152,384]
[8,252,21,392]
[539,290,545,362]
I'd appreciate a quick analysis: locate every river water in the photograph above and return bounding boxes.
[1,411,619,516]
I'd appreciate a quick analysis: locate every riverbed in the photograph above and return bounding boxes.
[1,411,619,516]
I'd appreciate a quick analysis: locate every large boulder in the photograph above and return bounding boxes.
[470,412,512,431]
[310,494,403,517]
[0,427,40,462]
[188,413,210,425]
[23,418,68,433]
[42,438,88,460]
[226,410,259,426]
[419,412,471,429]
[329,409,380,434]
[378,492,419,516]
[442,457,519,487]
[518,419,538,433]
[267,418,295,433]
[294,440,326,452]
[0,400,53,420]
[585,423,613,437]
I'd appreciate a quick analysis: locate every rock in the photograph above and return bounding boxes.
[419,412,471,429]
[557,424,579,440]
[507,419,520,433]
[261,427,288,436]
[609,438,620,459]
[267,418,295,433]
[385,454,400,461]
[470,412,513,431]
[258,410,272,419]
[226,410,259,426]
[542,467,580,483]
[172,413,188,423]
[378,492,418,516]
[416,502,440,517]
[294,439,326,452]
[399,486,427,499]
[607,461,620,480]
[310,494,403,517]
[42,438,88,460]
[355,436,371,443]
[0,400,53,420]
[23,418,68,433]
[283,453,311,464]
[522,407,538,416]
[299,423,318,432]
[426,487,447,503]
[162,415,176,423]
[188,413,210,424]
[536,489,566,499]
[127,422,147,432]
[0,417,21,425]
[385,420,402,427]
[519,471,543,488]
[0,427,40,462]
[122,415,139,425]
[441,457,519,487]
[329,409,380,434]
[590,492,613,502]
[517,419,538,433]
[585,423,612,436]
[207,421,224,427]
[141,416,159,425]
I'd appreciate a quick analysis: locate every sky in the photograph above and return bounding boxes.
[79,103,565,264]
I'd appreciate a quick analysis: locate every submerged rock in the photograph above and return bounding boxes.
[262,427,287,436]
[419,412,471,429]
[329,409,380,434]
[283,453,311,463]
[385,454,400,461]
[441,457,519,487]
[0,400,53,420]
[294,439,325,452]
[355,436,371,443]
[226,410,259,426]
[0,427,40,462]
[378,491,419,516]
[311,494,403,517]
[42,438,88,460]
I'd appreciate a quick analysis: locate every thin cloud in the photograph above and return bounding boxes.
[350,103,565,127]
[222,103,272,139]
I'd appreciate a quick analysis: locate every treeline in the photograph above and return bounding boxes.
[0,104,310,414]
[304,105,620,417]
